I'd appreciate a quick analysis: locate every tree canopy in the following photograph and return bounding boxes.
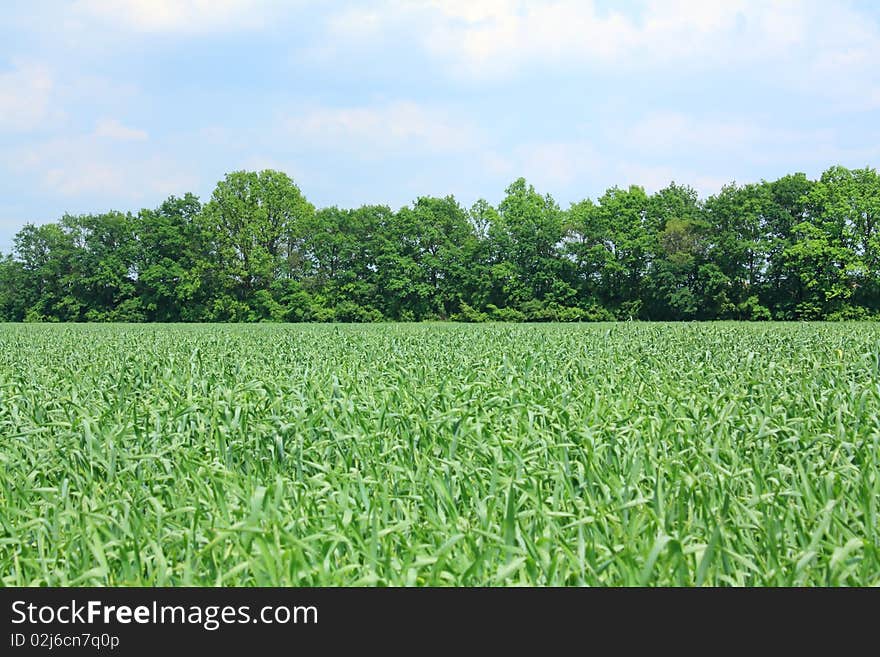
[2,166,879,322]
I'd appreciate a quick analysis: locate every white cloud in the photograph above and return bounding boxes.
[0,62,58,132]
[419,0,640,75]
[43,159,132,197]
[620,113,759,154]
[326,0,880,95]
[284,101,477,156]
[335,0,757,76]
[5,134,197,201]
[326,7,385,40]
[73,0,274,33]
[481,139,734,198]
[94,118,148,141]
[487,140,601,189]
[613,163,732,197]
[613,111,880,168]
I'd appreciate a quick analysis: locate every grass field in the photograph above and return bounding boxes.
[1,322,878,586]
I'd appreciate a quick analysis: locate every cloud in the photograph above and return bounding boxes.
[325,0,880,93]
[482,140,601,189]
[481,138,736,199]
[419,0,641,75]
[612,163,732,197]
[331,0,756,76]
[72,0,275,33]
[612,111,880,168]
[620,113,759,154]
[0,62,58,132]
[93,118,148,141]
[326,7,385,40]
[5,133,197,201]
[284,101,477,156]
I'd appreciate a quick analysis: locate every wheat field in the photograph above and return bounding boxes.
[1,322,878,585]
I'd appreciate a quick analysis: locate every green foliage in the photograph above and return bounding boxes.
[518,300,586,322]
[580,303,616,322]
[332,301,383,323]
[826,305,877,321]
[616,300,643,321]
[736,296,772,321]
[451,301,488,323]
[486,304,525,322]
[0,255,24,320]
[3,166,880,323]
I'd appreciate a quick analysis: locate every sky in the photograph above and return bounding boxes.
[1,0,880,250]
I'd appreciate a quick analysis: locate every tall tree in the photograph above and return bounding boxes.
[12,222,81,321]
[394,196,482,319]
[0,254,26,321]
[2,166,879,323]
[489,178,573,312]
[806,166,880,312]
[135,194,205,321]
[762,173,814,317]
[61,212,141,321]
[593,185,651,317]
[201,170,314,319]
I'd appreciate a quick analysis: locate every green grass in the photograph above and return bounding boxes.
[1,322,878,586]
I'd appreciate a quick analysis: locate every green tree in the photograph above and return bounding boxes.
[780,221,859,319]
[703,182,767,303]
[806,166,880,312]
[762,173,814,317]
[11,222,81,321]
[201,170,314,319]
[0,254,26,320]
[394,196,483,319]
[62,212,141,321]
[135,194,205,321]
[644,217,704,320]
[592,185,651,317]
[1,166,878,323]
[489,178,574,315]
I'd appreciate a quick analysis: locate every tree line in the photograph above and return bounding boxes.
[1,165,878,323]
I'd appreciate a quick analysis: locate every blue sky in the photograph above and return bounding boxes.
[1,0,880,250]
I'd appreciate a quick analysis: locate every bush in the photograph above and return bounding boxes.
[208,296,252,322]
[486,304,525,322]
[617,300,643,320]
[311,304,336,322]
[556,306,586,322]
[581,303,616,322]
[736,296,771,321]
[84,299,146,322]
[333,301,383,323]
[794,301,824,321]
[519,300,556,322]
[268,282,319,322]
[24,308,48,323]
[249,289,286,322]
[451,302,488,323]
[826,305,877,321]
[518,300,600,322]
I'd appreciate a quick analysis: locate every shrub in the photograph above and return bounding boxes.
[581,304,616,322]
[736,296,772,321]
[556,306,586,322]
[519,300,556,322]
[486,304,525,322]
[617,300,643,321]
[333,300,384,323]
[451,301,488,323]
[826,305,877,321]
